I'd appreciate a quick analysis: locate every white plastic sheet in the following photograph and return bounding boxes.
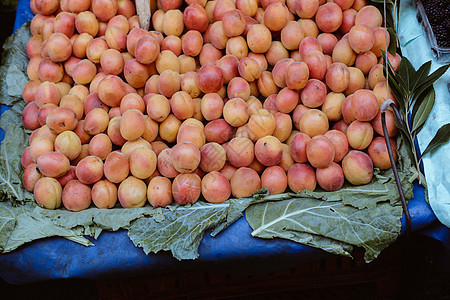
[398,0,450,227]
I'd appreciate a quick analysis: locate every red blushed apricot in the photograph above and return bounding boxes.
[88,133,112,160]
[276,88,299,114]
[76,156,104,185]
[348,24,375,54]
[129,147,157,179]
[261,165,287,195]
[346,120,373,150]
[171,91,194,120]
[204,119,233,144]
[98,75,127,107]
[306,135,335,168]
[300,79,327,109]
[263,94,279,114]
[29,136,54,163]
[351,89,379,121]
[92,0,118,22]
[317,33,338,56]
[371,26,390,57]
[184,3,209,33]
[100,49,124,75]
[72,59,97,85]
[123,59,151,89]
[342,150,373,185]
[121,138,152,158]
[56,166,77,187]
[33,177,62,210]
[35,81,60,108]
[255,135,283,167]
[84,108,109,136]
[368,63,386,89]
[200,142,226,172]
[219,162,237,181]
[230,167,261,198]
[86,38,109,64]
[355,5,382,27]
[298,37,322,60]
[368,137,397,170]
[226,137,254,168]
[21,147,33,169]
[295,0,319,18]
[257,72,278,98]
[91,180,117,209]
[62,180,92,212]
[324,130,349,163]
[340,8,357,34]
[303,50,328,81]
[46,33,72,63]
[278,143,295,172]
[321,92,345,122]
[118,176,147,208]
[22,80,41,104]
[272,58,294,88]
[342,94,356,124]
[371,110,398,137]
[104,151,129,183]
[172,173,202,205]
[161,35,182,56]
[27,35,44,58]
[217,55,239,84]
[290,132,311,163]
[37,151,70,178]
[23,163,43,192]
[201,171,231,203]
[46,106,79,134]
[316,162,345,191]
[157,148,179,179]
[171,142,201,173]
[333,119,349,135]
[326,62,350,93]
[197,64,224,94]
[286,62,309,91]
[287,163,316,192]
[372,81,397,107]
[247,109,276,142]
[315,3,343,33]
[147,176,172,208]
[280,21,304,51]
[38,58,64,83]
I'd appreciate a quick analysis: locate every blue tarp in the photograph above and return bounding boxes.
[0,0,447,284]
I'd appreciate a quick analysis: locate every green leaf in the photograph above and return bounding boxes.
[413,64,450,98]
[410,61,432,94]
[421,124,450,157]
[398,56,416,93]
[0,202,21,251]
[411,87,435,133]
[247,199,403,263]
[387,27,397,55]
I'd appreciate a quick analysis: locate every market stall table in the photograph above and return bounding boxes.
[0,0,448,285]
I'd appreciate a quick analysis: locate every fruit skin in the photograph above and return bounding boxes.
[342,150,374,185]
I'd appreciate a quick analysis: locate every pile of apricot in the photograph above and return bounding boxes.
[21,0,401,211]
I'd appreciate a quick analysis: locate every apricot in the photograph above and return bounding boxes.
[230,167,261,198]
[299,109,329,137]
[290,132,311,163]
[272,58,294,88]
[246,24,271,53]
[272,112,292,143]
[38,58,64,83]
[98,75,127,107]
[45,106,78,134]
[61,180,91,212]
[177,122,206,148]
[348,24,375,54]
[226,137,254,167]
[91,180,117,209]
[287,163,316,192]
[55,165,77,187]
[316,162,345,191]
[75,156,104,185]
[298,19,319,38]
[158,114,181,143]
[103,151,129,183]
[294,0,318,18]
[82,108,109,136]
[372,81,397,107]
[306,135,335,168]
[145,176,173,208]
[303,50,328,81]
[184,3,209,33]
[368,137,397,170]
[204,119,233,144]
[22,163,43,192]
[315,2,343,33]
[325,62,350,93]
[34,177,62,209]
[223,98,249,127]
[198,142,225,173]
[264,2,288,32]
[275,88,299,114]
[35,81,60,108]
[53,131,81,161]
[118,176,147,208]
[355,5,382,27]
[254,135,283,167]
[342,150,373,185]
[371,109,398,137]
[346,120,373,150]
[300,79,327,109]
[36,151,70,178]
[332,38,356,66]
[368,63,386,90]
[127,147,157,179]
[321,92,344,122]
[197,171,230,203]
[46,33,72,63]
[180,71,201,98]
[86,38,109,64]
[123,59,151,88]
[172,173,202,204]
[351,89,379,121]
[87,133,112,160]
[156,148,178,179]
[285,62,309,91]
[162,9,184,37]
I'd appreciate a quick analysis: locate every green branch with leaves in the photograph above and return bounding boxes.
[382,51,450,185]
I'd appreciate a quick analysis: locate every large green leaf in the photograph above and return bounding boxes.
[398,56,416,94]
[412,64,450,99]
[247,198,403,263]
